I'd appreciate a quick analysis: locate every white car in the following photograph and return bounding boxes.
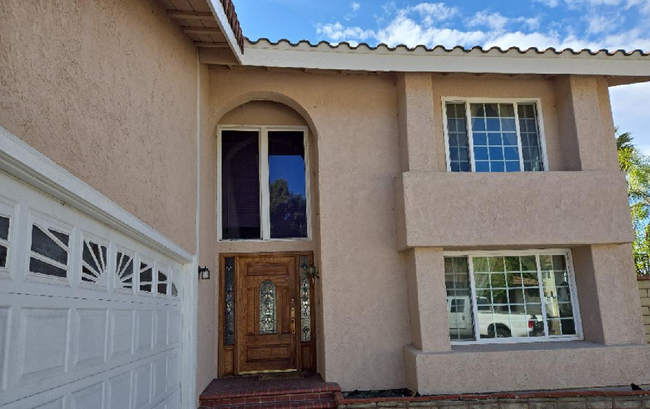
[447,295,542,338]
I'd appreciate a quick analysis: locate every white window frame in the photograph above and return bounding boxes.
[442,97,549,173]
[217,125,311,242]
[444,248,583,345]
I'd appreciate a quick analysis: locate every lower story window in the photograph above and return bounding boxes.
[444,250,581,342]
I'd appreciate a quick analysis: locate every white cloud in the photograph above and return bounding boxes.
[315,0,650,53]
[533,0,650,13]
[351,2,361,11]
[316,22,375,42]
[410,3,458,26]
[584,13,622,35]
[467,11,510,32]
[532,0,560,7]
[515,16,541,30]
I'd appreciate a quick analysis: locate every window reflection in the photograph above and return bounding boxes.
[222,130,261,240]
[268,131,307,239]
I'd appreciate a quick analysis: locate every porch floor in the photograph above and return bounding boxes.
[199,372,341,409]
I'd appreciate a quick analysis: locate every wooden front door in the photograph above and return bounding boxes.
[236,255,298,373]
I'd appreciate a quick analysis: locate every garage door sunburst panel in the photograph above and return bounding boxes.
[29,223,70,279]
[81,238,108,286]
[115,250,134,290]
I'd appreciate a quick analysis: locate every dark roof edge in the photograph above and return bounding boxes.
[220,0,245,53]
[246,38,650,58]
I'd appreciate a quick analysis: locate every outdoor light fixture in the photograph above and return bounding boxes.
[198,266,211,280]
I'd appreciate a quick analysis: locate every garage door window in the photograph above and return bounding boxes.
[29,222,70,278]
[0,215,10,268]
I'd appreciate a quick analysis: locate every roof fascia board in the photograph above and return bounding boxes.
[240,44,650,77]
[206,0,243,63]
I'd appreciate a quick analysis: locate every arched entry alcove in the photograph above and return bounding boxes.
[213,100,322,378]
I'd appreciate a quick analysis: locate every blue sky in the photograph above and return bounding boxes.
[234,0,650,153]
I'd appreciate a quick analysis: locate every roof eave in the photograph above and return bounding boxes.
[224,39,650,80]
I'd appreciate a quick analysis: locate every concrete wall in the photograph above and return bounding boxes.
[207,67,409,390]
[639,277,650,343]
[0,0,199,253]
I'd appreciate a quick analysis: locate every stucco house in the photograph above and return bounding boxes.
[1,0,650,408]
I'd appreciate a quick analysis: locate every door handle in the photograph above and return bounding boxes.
[290,297,296,335]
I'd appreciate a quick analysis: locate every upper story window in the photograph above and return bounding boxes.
[218,126,309,241]
[444,100,547,173]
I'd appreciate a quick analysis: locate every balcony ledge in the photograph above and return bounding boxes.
[394,170,634,250]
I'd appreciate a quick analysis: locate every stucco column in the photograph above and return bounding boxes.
[572,244,647,345]
[554,75,619,171]
[397,73,443,172]
[405,247,451,352]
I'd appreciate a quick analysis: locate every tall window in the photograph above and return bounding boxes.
[219,127,309,241]
[444,251,581,343]
[444,100,546,173]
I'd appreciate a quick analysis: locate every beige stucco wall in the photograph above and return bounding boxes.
[405,342,650,394]
[395,170,634,249]
[197,62,216,396]
[205,67,410,390]
[0,0,199,253]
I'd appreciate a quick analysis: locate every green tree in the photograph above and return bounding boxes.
[269,178,307,238]
[617,128,650,275]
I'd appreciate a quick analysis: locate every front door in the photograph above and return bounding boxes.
[236,255,298,373]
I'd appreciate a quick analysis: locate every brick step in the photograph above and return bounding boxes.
[200,391,336,409]
[199,395,337,409]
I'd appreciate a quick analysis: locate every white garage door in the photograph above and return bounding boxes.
[0,172,184,409]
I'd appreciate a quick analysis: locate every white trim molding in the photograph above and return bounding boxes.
[0,126,193,263]
[206,0,244,63]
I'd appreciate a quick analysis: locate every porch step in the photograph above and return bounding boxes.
[199,373,340,409]
[199,395,337,409]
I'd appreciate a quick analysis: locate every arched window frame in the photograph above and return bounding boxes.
[216,125,311,242]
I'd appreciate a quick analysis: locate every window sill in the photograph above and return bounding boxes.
[449,339,616,353]
[217,238,312,243]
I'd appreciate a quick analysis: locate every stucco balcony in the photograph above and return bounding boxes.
[394,170,634,250]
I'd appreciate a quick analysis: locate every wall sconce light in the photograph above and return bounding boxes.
[198,266,211,280]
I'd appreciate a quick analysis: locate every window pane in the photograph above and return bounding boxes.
[446,103,471,172]
[541,254,577,336]
[116,252,134,290]
[470,103,520,173]
[0,245,6,268]
[0,216,9,241]
[444,257,475,341]
[518,104,544,171]
[268,131,308,238]
[81,240,107,284]
[140,262,152,293]
[222,130,261,240]
[472,255,544,339]
[157,270,168,295]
